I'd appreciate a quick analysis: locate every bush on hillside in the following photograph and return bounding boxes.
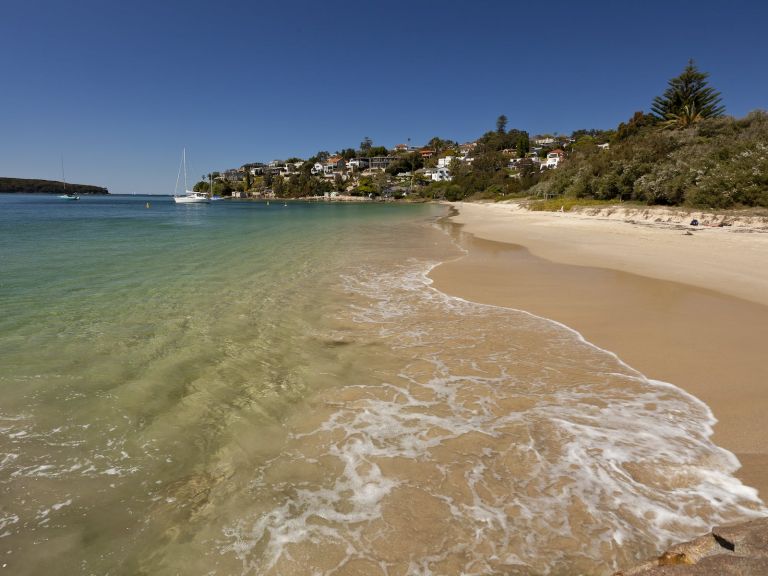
[530,110,768,208]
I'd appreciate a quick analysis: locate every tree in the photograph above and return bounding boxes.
[651,60,725,128]
[272,175,285,197]
[385,152,423,175]
[374,171,390,196]
[311,150,330,163]
[515,132,530,157]
[333,173,345,191]
[615,111,658,141]
[571,135,598,154]
[367,145,389,157]
[496,115,508,134]
[360,137,373,153]
[427,136,457,154]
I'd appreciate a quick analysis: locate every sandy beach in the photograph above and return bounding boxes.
[430,201,768,499]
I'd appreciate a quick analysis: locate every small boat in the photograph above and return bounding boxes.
[173,148,210,204]
[174,191,210,204]
[58,156,79,200]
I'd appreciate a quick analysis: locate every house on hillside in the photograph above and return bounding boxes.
[222,169,244,182]
[437,156,454,168]
[322,156,346,176]
[369,156,394,171]
[310,162,324,175]
[348,158,370,171]
[431,167,452,182]
[244,162,265,176]
[419,148,436,159]
[543,149,565,169]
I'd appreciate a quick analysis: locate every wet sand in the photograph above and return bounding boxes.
[430,202,768,499]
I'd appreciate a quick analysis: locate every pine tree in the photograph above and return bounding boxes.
[651,60,725,128]
[496,115,508,134]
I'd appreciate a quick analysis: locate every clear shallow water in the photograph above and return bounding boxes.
[0,194,764,575]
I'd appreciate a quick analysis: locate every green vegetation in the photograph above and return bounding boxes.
[418,120,534,201]
[531,110,768,208]
[509,62,765,209]
[0,177,108,195]
[528,197,620,212]
[652,60,725,128]
[183,62,764,210]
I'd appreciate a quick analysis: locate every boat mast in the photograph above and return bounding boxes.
[183,148,188,192]
[174,149,184,197]
[61,154,66,193]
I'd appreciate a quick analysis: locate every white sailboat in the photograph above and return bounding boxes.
[58,155,79,200]
[173,148,209,204]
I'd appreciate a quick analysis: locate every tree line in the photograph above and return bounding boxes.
[196,61,766,209]
[0,177,109,195]
[529,62,767,208]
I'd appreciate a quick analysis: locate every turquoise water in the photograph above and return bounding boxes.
[0,195,764,575]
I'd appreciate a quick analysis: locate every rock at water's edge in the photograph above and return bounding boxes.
[615,517,768,575]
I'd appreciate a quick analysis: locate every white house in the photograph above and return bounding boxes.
[543,149,565,169]
[348,158,370,171]
[437,156,454,168]
[431,167,452,182]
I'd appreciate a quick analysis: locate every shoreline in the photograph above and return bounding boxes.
[429,201,768,499]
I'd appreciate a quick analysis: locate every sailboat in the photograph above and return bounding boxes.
[173,148,209,204]
[58,156,79,200]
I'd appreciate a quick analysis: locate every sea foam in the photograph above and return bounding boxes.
[218,256,765,575]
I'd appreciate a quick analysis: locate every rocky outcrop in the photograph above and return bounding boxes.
[615,517,768,575]
[572,205,768,232]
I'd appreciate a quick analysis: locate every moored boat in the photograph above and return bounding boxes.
[173,191,209,204]
[173,148,210,204]
[58,156,79,200]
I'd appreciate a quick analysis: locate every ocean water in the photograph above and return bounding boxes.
[0,194,763,575]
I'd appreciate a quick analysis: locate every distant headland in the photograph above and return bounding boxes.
[0,177,109,195]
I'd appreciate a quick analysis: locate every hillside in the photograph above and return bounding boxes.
[0,177,109,195]
[529,110,768,209]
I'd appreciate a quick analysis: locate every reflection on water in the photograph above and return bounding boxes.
[0,197,763,575]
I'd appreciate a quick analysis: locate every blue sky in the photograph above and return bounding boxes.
[2,0,766,195]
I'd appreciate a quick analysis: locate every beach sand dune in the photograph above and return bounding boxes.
[430,202,768,498]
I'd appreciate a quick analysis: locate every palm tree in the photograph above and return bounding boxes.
[652,60,724,128]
